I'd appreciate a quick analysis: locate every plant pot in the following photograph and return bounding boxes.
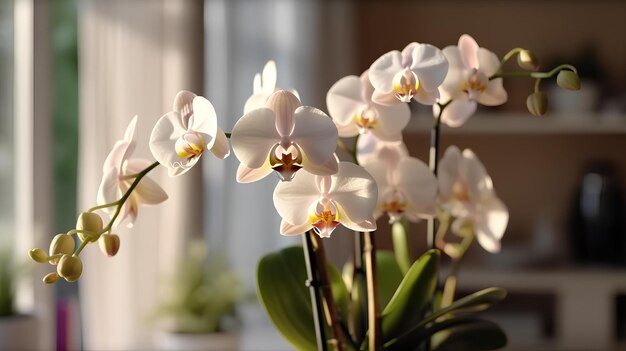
[154,331,239,351]
[0,314,39,350]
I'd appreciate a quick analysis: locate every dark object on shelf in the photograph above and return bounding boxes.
[569,161,625,265]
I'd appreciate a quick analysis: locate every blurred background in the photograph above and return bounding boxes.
[1,0,626,350]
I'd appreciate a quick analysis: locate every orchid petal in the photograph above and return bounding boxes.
[262,60,277,95]
[124,159,168,205]
[266,90,301,138]
[230,108,280,168]
[291,106,338,165]
[409,43,449,92]
[439,96,478,127]
[371,89,401,106]
[173,90,196,128]
[369,50,404,93]
[458,34,479,69]
[243,93,269,115]
[123,116,139,160]
[474,195,508,253]
[396,157,438,217]
[413,86,440,105]
[328,162,378,223]
[302,153,339,176]
[253,73,262,94]
[360,70,375,102]
[371,103,410,141]
[280,220,312,236]
[477,47,501,77]
[190,96,218,149]
[97,167,121,211]
[236,162,273,183]
[462,149,493,201]
[477,79,507,106]
[273,170,320,226]
[336,122,359,138]
[438,145,462,199]
[337,203,377,232]
[326,75,364,126]
[102,141,130,174]
[210,127,231,159]
[400,42,419,67]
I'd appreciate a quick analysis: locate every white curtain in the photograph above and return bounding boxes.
[77,1,204,349]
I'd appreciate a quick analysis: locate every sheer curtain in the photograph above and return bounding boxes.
[77,1,204,349]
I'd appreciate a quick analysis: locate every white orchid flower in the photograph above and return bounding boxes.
[435,34,508,127]
[243,60,300,114]
[438,145,508,253]
[369,42,448,106]
[231,90,339,183]
[362,149,437,223]
[97,116,168,228]
[356,132,408,166]
[273,162,378,238]
[326,70,410,141]
[149,90,230,177]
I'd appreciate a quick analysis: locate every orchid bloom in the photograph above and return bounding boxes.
[326,70,410,141]
[362,147,437,223]
[369,42,448,106]
[435,34,508,127]
[243,60,300,114]
[231,90,339,183]
[97,116,168,227]
[149,91,230,177]
[355,132,408,166]
[438,145,508,253]
[273,162,378,238]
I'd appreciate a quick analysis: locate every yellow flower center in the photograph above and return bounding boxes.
[392,68,420,102]
[175,131,206,160]
[452,181,471,202]
[354,105,379,134]
[463,69,488,100]
[381,190,407,223]
[269,143,303,181]
[308,200,340,238]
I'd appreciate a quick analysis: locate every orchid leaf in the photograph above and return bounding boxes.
[391,219,411,274]
[376,250,404,308]
[256,246,349,351]
[381,249,439,342]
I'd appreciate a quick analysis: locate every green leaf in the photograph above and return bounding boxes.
[256,246,351,351]
[384,318,492,351]
[391,219,411,274]
[376,251,404,308]
[257,246,317,351]
[433,319,507,351]
[381,249,439,342]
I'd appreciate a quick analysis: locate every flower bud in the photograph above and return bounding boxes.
[556,70,581,91]
[98,234,120,257]
[57,254,83,282]
[29,248,49,263]
[49,234,75,265]
[526,92,548,116]
[517,49,539,71]
[43,272,60,284]
[76,212,103,242]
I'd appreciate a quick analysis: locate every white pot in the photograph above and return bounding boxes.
[154,331,239,351]
[0,315,39,350]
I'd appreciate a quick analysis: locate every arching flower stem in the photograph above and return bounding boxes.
[302,231,329,351]
[490,64,578,80]
[363,230,382,351]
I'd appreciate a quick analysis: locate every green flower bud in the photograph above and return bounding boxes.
[76,212,103,242]
[517,49,539,71]
[49,234,75,265]
[29,248,49,263]
[43,272,60,284]
[98,234,120,257]
[557,70,581,91]
[57,254,83,282]
[526,92,548,116]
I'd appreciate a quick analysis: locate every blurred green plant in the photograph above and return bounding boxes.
[153,241,240,334]
[0,248,15,317]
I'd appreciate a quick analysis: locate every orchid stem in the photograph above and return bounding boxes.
[441,235,474,308]
[490,64,578,80]
[87,201,119,213]
[363,231,382,351]
[427,101,449,249]
[302,231,329,351]
[310,232,346,351]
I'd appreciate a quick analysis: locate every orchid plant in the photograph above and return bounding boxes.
[28,34,579,350]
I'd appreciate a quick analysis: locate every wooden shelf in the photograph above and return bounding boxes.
[406,112,626,135]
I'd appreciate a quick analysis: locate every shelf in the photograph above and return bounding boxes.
[406,112,626,135]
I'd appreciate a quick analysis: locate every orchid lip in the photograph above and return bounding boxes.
[269,143,303,182]
[392,68,420,102]
[308,199,340,238]
[381,190,407,223]
[463,69,488,99]
[175,131,207,160]
[354,105,379,134]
